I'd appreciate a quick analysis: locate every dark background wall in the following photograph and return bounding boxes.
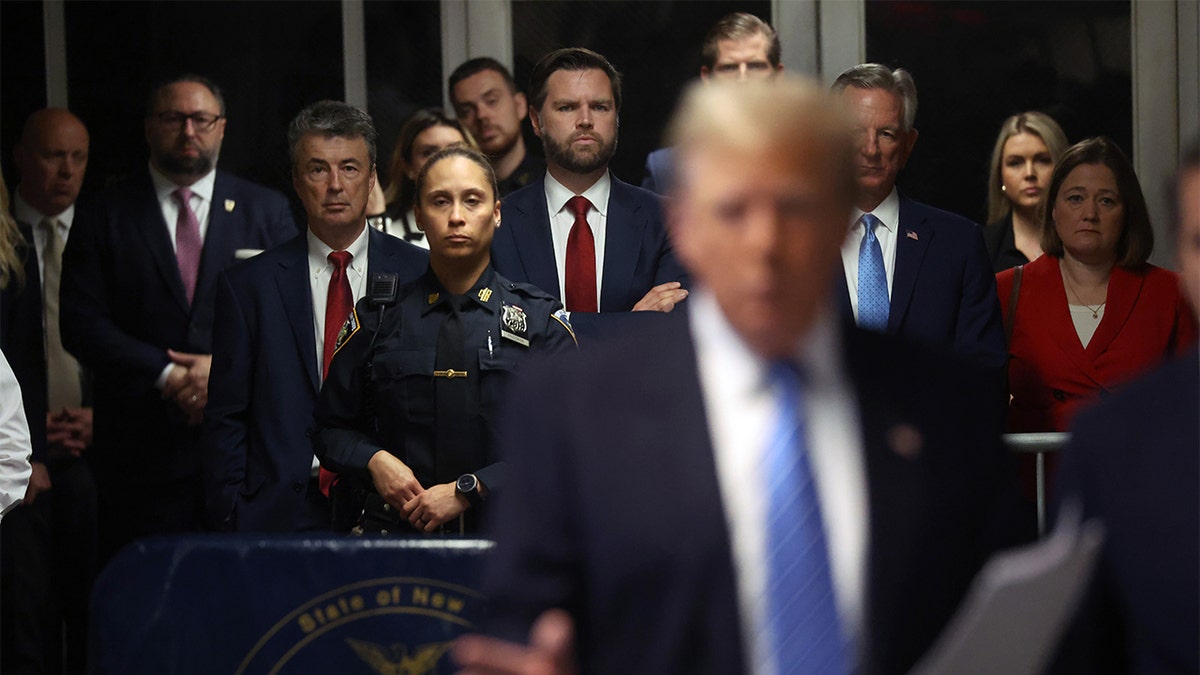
[2,0,1132,229]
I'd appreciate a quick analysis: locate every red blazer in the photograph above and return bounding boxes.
[997,255,1197,432]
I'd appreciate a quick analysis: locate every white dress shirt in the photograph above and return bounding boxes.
[691,290,869,674]
[543,171,610,307]
[307,225,371,381]
[841,187,901,321]
[0,350,32,520]
[13,192,74,289]
[150,163,216,248]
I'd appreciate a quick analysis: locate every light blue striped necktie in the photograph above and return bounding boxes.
[857,213,889,331]
[764,362,849,674]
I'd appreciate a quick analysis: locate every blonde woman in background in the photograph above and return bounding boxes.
[984,111,1069,272]
[0,177,26,296]
[0,172,34,518]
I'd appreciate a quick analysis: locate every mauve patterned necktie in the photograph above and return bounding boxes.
[173,187,203,305]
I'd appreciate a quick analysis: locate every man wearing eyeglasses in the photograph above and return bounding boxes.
[60,75,298,561]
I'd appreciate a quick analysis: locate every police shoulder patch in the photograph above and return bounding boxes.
[551,308,577,345]
[333,307,360,354]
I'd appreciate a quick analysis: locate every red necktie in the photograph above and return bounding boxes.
[564,195,598,312]
[319,250,354,496]
[173,187,203,304]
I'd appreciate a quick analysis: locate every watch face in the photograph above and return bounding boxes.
[456,474,477,493]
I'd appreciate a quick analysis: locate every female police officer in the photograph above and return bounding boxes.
[314,146,576,534]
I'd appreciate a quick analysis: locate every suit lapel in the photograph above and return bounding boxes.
[888,196,932,332]
[135,172,191,313]
[600,179,642,312]
[1084,264,1143,360]
[510,188,561,300]
[275,237,319,392]
[198,172,236,304]
[1033,258,1107,389]
[845,331,926,668]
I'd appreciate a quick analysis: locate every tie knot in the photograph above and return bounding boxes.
[861,213,881,234]
[567,195,592,220]
[328,250,353,271]
[173,187,194,207]
[39,217,60,234]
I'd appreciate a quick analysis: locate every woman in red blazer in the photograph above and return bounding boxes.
[998,137,1197,435]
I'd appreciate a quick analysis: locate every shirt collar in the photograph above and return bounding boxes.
[149,162,217,204]
[850,186,900,234]
[689,288,843,395]
[13,191,74,229]
[544,170,611,217]
[419,264,498,316]
[307,223,370,273]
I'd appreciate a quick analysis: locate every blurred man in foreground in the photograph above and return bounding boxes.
[456,76,1020,674]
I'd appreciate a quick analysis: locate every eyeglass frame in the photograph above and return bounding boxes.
[146,110,225,132]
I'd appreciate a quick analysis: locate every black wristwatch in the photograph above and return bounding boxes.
[455,473,484,507]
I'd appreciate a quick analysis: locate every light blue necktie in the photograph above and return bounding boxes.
[764,362,849,674]
[857,213,889,331]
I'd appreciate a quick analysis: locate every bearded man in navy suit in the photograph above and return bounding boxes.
[831,64,1005,371]
[492,48,688,336]
[60,75,299,559]
[202,101,428,533]
[456,76,1022,674]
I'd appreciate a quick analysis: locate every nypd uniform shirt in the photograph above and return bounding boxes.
[313,264,576,508]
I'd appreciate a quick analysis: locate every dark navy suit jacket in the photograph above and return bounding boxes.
[59,169,299,486]
[484,307,1023,674]
[492,175,686,323]
[640,147,675,196]
[202,229,427,532]
[837,194,1006,370]
[1053,349,1199,673]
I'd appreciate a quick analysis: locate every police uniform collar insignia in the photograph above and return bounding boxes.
[427,292,439,305]
[477,287,493,303]
[500,303,530,347]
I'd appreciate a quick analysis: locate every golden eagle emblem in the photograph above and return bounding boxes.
[346,638,453,675]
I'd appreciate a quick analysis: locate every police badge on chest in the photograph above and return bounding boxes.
[500,303,530,347]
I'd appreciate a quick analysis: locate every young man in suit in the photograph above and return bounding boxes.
[832,64,1006,371]
[491,48,688,331]
[59,75,299,560]
[448,58,544,197]
[203,101,428,533]
[456,76,1022,674]
[642,12,784,195]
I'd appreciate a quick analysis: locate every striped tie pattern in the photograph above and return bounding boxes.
[763,362,849,674]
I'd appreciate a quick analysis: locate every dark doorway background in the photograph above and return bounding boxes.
[865,0,1132,225]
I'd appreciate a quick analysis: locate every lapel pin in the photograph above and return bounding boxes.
[887,423,923,460]
[225,199,236,212]
[906,229,918,241]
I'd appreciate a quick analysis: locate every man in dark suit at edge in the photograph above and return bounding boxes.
[203,101,428,533]
[831,64,1005,370]
[491,48,688,334]
[456,77,1021,674]
[60,75,298,560]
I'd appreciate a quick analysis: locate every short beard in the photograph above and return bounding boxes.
[157,150,215,178]
[543,131,617,175]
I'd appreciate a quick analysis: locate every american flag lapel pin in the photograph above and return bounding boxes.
[225,199,236,212]
[906,229,918,241]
